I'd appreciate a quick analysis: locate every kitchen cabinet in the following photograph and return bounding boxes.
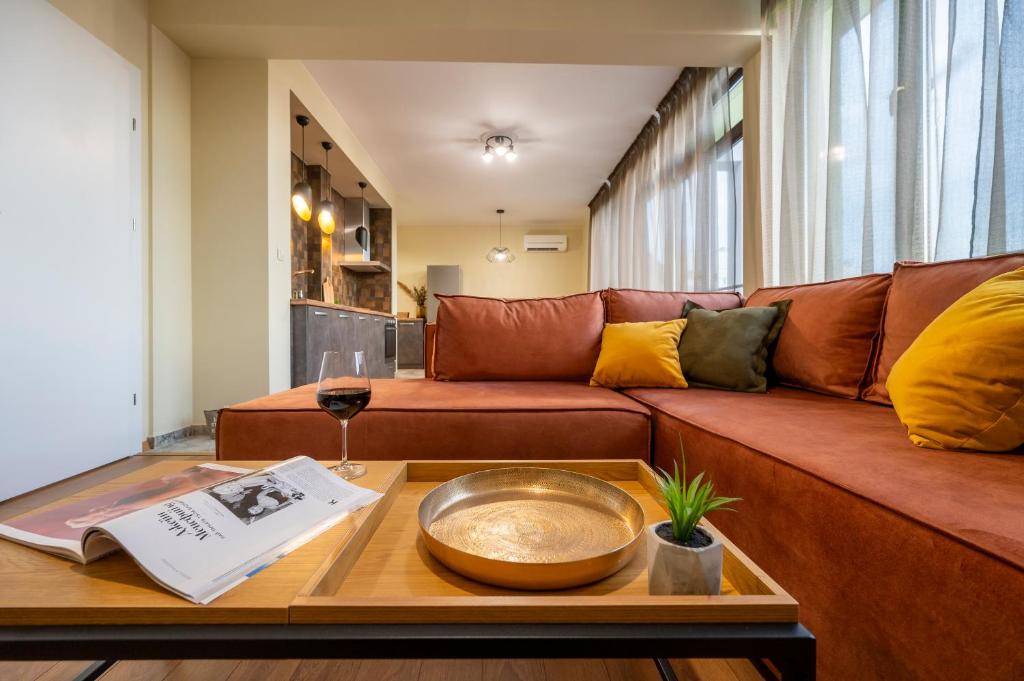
[291,301,395,387]
[397,318,425,369]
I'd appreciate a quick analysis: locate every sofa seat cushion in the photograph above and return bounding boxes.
[625,386,1024,569]
[628,386,1024,680]
[218,379,651,462]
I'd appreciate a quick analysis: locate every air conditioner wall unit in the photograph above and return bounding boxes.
[523,234,568,252]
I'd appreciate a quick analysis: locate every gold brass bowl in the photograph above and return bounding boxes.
[417,467,645,590]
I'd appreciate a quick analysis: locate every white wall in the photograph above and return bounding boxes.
[0,0,143,499]
[47,0,155,438]
[151,27,194,435]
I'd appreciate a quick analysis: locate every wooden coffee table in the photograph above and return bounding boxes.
[0,460,815,680]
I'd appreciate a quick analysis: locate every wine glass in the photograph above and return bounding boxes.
[316,351,370,479]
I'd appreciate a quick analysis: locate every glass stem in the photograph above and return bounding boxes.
[339,419,349,467]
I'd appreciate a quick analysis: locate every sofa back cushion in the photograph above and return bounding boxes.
[433,292,605,381]
[886,267,1024,451]
[745,273,891,398]
[603,289,742,323]
[862,251,1024,404]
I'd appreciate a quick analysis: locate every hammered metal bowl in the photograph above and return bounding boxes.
[418,467,645,590]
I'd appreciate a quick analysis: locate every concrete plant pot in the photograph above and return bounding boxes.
[203,409,220,441]
[646,522,723,595]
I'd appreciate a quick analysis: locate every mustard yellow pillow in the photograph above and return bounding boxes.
[887,267,1024,451]
[590,320,688,389]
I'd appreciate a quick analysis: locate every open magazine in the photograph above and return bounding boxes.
[0,457,381,604]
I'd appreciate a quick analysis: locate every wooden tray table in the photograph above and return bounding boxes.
[292,459,798,625]
[0,459,815,681]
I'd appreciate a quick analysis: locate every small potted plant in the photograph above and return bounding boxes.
[648,439,740,595]
[398,281,428,319]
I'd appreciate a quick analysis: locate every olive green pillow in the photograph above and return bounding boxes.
[678,300,791,393]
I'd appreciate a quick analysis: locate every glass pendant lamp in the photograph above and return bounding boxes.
[486,209,515,263]
[291,115,313,221]
[317,141,336,235]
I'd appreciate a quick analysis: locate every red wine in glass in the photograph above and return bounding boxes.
[316,351,370,479]
[316,387,371,422]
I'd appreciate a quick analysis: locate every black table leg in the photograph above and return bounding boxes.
[776,643,816,680]
[71,660,116,681]
[653,658,680,681]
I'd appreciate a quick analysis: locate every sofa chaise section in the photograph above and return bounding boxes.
[217,379,651,461]
[627,386,1024,681]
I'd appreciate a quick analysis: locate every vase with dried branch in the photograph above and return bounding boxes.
[398,281,428,318]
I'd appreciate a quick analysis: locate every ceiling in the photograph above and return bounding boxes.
[152,0,759,66]
[303,61,681,228]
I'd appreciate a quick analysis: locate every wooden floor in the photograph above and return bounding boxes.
[0,658,765,681]
[0,456,767,681]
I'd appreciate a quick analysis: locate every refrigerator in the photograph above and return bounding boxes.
[426,265,463,322]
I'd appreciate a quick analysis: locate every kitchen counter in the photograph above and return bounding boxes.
[290,298,395,318]
[291,300,396,385]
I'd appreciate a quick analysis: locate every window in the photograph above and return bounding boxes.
[589,68,743,293]
[760,0,1021,286]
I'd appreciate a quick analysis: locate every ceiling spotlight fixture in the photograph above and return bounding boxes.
[291,115,313,221]
[482,135,516,163]
[486,209,515,264]
[317,141,336,235]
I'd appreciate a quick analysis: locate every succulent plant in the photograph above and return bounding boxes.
[655,436,740,543]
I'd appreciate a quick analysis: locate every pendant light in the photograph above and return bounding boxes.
[291,115,313,221]
[486,209,515,263]
[317,141,336,235]
[355,181,369,250]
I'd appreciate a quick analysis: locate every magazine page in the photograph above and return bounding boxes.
[0,463,251,562]
[89,456,381,604]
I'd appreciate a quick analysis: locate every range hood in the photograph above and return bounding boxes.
[339,260,390,273]
[338,182,390,273]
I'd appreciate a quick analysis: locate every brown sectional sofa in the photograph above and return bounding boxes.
[217,253,1024,680]
[631,386,1024,681]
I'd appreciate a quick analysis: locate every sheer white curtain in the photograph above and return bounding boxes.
[761,0,1023,286]
[589,68,742,292]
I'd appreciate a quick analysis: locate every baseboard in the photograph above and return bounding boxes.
[145,424,209,451]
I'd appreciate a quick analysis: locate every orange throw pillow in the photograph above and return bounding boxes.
[590,320,688,389]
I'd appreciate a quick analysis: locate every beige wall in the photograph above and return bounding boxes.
[742,50,763,296]
[48,0,149,69]
[191,59,270,422]
[150,27,193,435]
[189,59,397,415]
[395,224,589,314]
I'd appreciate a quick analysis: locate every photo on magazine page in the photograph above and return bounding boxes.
[203,472,306,526]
